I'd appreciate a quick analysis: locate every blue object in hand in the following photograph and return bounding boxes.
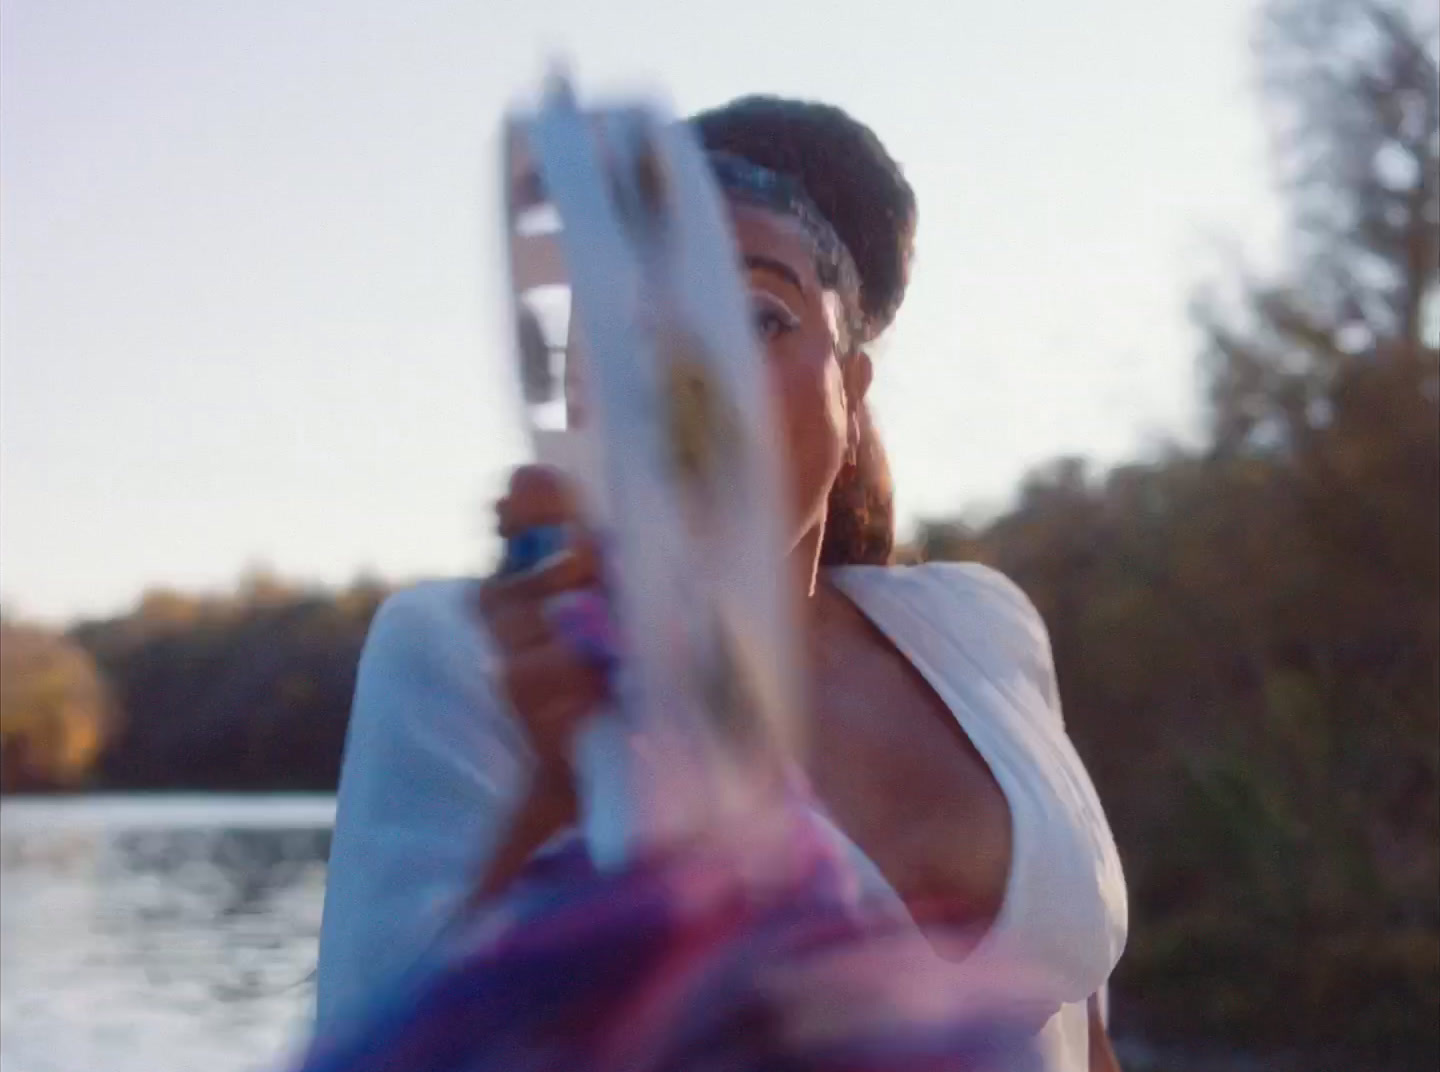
[502,523,571,576]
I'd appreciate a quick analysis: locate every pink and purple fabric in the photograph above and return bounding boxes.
[293,803,1045,1072]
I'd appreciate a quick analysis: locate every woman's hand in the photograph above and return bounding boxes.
[478,465,610,775]
[472,465,613,898]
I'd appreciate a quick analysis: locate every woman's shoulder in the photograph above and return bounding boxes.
[369,577,483,636]
[835,560,1041,618]
[902,560,1044,620]
[343,575,529,805]
[348,578,510,743]
[834,561,1059,712]
[360,578,490,669]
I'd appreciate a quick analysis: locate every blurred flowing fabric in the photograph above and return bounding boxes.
[295,807,1049,1072]
[312,567,1126,1069]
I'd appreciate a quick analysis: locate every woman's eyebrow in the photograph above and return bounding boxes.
[743,254,808,298]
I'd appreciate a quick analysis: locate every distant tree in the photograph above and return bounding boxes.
[136,589,206,629]
[236,563,306,608]
[910,519,986,564]
[0,620,113,790]
[1202,0,1438,454]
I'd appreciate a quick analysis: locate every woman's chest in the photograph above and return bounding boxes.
[804,625,1012,922]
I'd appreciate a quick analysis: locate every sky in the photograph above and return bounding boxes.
[0,0,1283,624]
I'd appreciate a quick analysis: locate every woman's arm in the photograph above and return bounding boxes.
[1088,993,1123,1072]
[473,762,577,901]
[315,580,538,1034]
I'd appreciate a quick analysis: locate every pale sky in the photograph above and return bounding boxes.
[0,0,1281,624]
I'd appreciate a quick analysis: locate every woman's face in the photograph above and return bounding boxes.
[561,201,871,552]
[729,203,871,550]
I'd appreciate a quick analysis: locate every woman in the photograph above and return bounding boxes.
[315,97,1127,1070]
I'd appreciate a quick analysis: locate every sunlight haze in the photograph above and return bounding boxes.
[0,0,1280,621]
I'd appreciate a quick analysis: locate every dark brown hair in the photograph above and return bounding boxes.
[692,97,915,566]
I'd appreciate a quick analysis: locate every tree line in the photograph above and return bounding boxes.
[1,575,388,794]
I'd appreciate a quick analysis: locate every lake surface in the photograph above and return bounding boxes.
[0,796,336,1072]
[0,796,1251,1072]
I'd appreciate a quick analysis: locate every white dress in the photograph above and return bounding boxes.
[314,562,1128,1070]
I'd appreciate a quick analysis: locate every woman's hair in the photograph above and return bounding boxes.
[691,97,915,566]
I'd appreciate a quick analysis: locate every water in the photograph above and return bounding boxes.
[0,796,336,1072]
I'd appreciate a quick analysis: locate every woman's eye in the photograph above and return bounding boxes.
[752,300,799,341]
